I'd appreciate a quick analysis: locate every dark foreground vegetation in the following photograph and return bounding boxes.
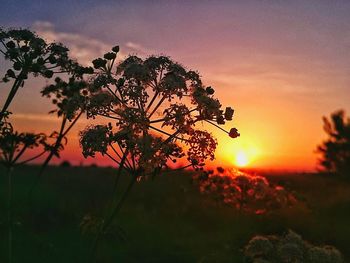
[0,165,350,262]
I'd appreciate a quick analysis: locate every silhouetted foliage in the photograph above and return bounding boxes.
[193,168,297,214]
[0,27,92,263]
[59,160,71,167]
[79,48,240,258]
[0,27,90,121]
[81,52,239,175]
[0,114,48,168]
[317,110,350,176]
[244,230,343,263]
[0,27,93,167]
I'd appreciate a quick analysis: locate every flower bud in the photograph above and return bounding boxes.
[229,128,240,138]
[224,107,234,121]
[92,58,107,69]
[112,45,120,53]
[43,70,54,78]
[6,41,15,49]
[13,61,22,71]
[6,69,16,78]
[217,115,225,125]
[104,52,116,60]
[206,86,215,95]
[20,45,30,53]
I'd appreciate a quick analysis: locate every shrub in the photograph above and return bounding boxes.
[244,230,344,263]
[317,110,350,176]
[193,168,297,213]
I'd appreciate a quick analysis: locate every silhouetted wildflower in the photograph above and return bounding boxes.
[193,169,296,213]
[81,50,239,177]
[244,230,344,263]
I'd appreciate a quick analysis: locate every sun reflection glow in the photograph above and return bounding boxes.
[235,150,249,167]
[217,136,260,168]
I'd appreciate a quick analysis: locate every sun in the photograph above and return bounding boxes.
[218,137,260,168]
[235,150,249,167]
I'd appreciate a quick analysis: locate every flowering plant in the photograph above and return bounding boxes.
[193,167,297,213]
[80,48,240,258]
[81,51,239,176]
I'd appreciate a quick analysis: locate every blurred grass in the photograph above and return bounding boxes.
[0,166,350,262]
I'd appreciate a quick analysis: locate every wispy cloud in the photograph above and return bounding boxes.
[125,41,150,55]
[12,112,59,122]
[32,21,151,65]
[32,21,122,66]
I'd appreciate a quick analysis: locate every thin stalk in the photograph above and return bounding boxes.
[149,125,188,142]
[17,151,46,165]
[103,175,137,233]
[148,95,166,119]
[205,120,229,134]
[105,152,122,166]
[61,111,83,137]
[89,174,137,262]
[110,145,132,170]
[7,166,14,263]
[162,130,182,145]
[11,145,28,165]
[107,86,123,105]
[145,91,159,113]
[150,107,198,124]
[117,142,133,169]
[109,144,123,160]
[0,77,22,122]
[27,116,67,196]
[112,151,128,192]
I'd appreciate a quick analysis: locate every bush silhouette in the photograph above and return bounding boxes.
[193,168,297,213]
[317,110,350,176]
[244,230,343,263]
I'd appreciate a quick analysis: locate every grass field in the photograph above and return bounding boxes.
[0,165,350,262]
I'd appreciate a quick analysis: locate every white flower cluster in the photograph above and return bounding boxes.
[244,230,343,263]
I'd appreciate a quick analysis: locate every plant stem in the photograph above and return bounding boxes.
[27,116,67,196]
[205,119,229,134]
[89,174,137,262]
[61,111,83,137]
[145,91,159,113]
[16,150,46,165]
[0,77,22,122]
[148,95,166,119]
[7,166,14,263]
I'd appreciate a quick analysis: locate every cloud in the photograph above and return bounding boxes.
[12,113,58,122]
[32,21,150,65]
[32,21,122,66]
[125,41,150,55]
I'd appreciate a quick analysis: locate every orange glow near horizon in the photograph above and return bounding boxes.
[1,3,350,172]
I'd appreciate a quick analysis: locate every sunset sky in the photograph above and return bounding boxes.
[1,0,350,171]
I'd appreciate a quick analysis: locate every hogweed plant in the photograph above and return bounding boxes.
[32,70,93,191]
[79,48,240,259]
[0,113,49,263]
[0,28,87,121]
[0,27,92,262]
[0,27,93,189]
[0,27,93,180]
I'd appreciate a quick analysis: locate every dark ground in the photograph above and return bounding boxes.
[0,165,349,262]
